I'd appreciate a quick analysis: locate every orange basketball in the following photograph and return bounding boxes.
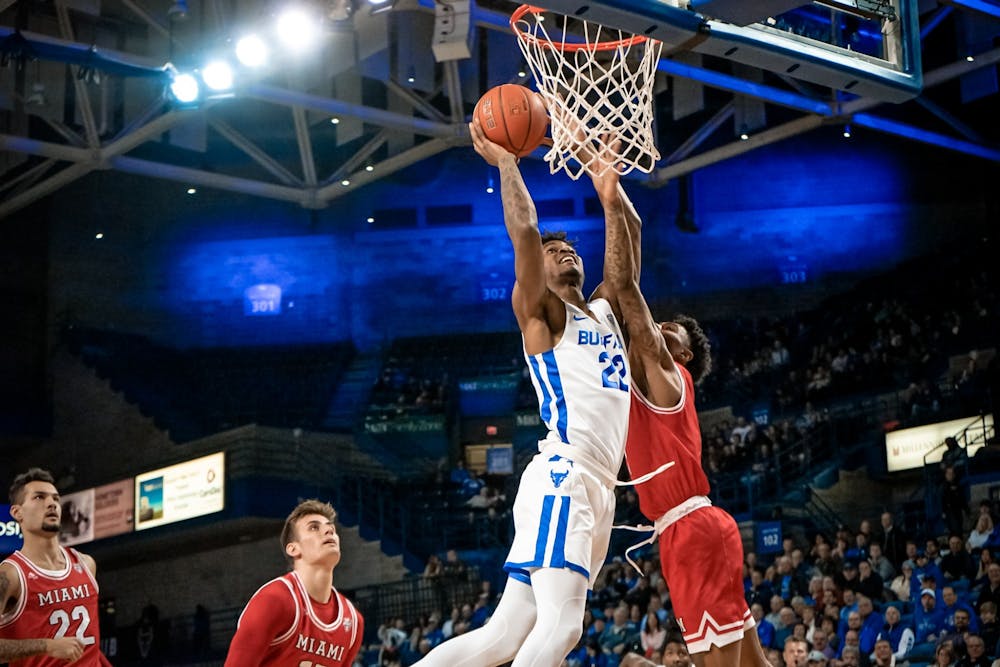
[473,84,549,158]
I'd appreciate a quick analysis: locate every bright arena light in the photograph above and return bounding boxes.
[202,60,234,91]
[235,34,269,68]
[170,73,200,103]
[277,8,320,52]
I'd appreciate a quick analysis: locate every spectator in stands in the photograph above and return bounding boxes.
[775,607,799,651]
[767,595,787,628]
[776,556,811,602]
[979,602,1000,658]
[600,604,638,666]
[748,567,775,609]
[639,611,666,659]
[877,605,914,662]
[942,536,977,582]
[914,588,946,645]
[423,554,443,578]
[958,635,991,667]
[880,512,909,570]
[915,552,945,592]
[928,539,945,567]
[856,597,883,654]
[814,628,837,660]
[933,642,955,667]
[942,467,969,537]
[834,645,866,667]
[942,437,967,470]
[890,562,914,603]
[869,544,896,586]
[943,586,980,634]
[969,515,995,552]
[785,637,811,667]
[871,639,899,667]
[944,608,973,659]
[977,564,1000,612]
[857,561,886,602]
[809,650,831,667]
[977,552,998,589]
[817,542,844,578]
[752,603,776,650]
[441,549,467,579]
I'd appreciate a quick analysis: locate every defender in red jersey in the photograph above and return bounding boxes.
[1,468,109,667]
[224,499,364,667]
[600,171,773,667]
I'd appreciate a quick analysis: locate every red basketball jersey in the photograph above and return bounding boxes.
[0,547,104,667]
[228,572,363,667]
[625,364,710,520]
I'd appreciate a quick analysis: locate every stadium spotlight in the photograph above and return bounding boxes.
[842,123,852,138]
[277,7,322,53]
[235,34,269,68]
[202,60,234,92]
[169,71,201,104]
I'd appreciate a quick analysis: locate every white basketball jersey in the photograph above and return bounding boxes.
[524,298,631,473]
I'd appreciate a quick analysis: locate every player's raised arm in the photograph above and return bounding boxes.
[469,118,547,329]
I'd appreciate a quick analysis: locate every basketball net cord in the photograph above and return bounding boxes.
[512,7,663,180]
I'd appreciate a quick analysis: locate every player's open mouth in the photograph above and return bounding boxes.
[560,257,575,265]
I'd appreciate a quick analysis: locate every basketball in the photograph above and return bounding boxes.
[473,84,549,158]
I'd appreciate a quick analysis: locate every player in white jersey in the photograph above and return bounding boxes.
[412,121,637,667]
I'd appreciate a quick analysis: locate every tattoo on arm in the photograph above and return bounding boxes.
[498,154,536,238]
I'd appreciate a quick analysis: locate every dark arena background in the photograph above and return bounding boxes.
[1,0,999,665]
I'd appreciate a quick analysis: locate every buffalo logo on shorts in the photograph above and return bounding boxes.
[548,456,573,489]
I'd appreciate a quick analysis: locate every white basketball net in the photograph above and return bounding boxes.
[512,6,663,180]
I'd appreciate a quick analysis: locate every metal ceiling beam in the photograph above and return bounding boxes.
[0,162,94,219]
[443,60,465,123]
[656,57,835,116]
[0,159,57,197]
[914,96,983,142]
[208,119,303,186]
[666,101,735,164]
[650,115,826,183]
[291,107,318,187]
[55,1,100,148]
[110,156,314,206]
[940,0,1000,20]
[119,0,175,43]
[101,109,192,159]
[920,6,952,41]
[385,80,449,123]
[328,129,390,183]
[244,84,464,141]
[841,46,1000,115]
[0,134,94,162]
[852,113,1000,161]
[319,139,452,202]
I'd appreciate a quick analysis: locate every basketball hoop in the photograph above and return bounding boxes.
[510,5,663,180]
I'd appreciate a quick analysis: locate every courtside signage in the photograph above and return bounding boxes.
[0,504,23,554]
[135,452,225,531]
[885,415,993,472]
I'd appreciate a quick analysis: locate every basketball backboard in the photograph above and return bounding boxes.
[529,0,922,102]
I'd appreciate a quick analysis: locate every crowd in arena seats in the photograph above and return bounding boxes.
[360,497,1000,667]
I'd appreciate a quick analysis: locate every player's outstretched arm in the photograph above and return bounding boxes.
[469,118,546,330]
[0,638,84,663]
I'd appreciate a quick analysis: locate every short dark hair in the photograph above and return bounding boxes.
[280,499,336,566]
[540,230,577,247]
[673,314,712,384]
[9,468,56,504]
